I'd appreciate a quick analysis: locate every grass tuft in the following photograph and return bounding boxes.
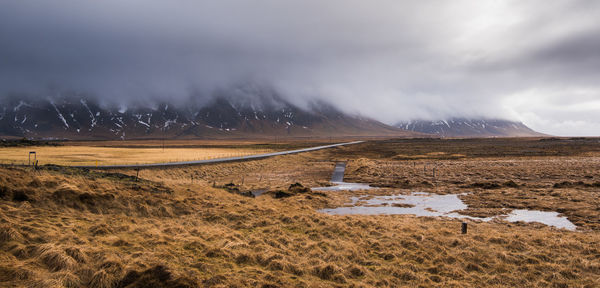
[0,225,22,243]
[36,244,77,272]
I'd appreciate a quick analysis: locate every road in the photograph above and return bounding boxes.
[73,141,364,169]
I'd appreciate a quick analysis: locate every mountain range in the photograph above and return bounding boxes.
[396,118,544,137]
[0,92,544,140]
[0,93,415,140]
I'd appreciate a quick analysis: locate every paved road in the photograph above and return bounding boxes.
[73,141,364,169]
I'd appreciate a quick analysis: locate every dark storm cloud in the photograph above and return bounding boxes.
[1,0,599,135]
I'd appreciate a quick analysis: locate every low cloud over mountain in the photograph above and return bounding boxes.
[0,91,416,140]
[1,1,599,135]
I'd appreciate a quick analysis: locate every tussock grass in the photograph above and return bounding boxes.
[88,269,118,288]
[0,225,22,243]
[36,244,77,272]
[0,138,599,286]
[336,141,600,230]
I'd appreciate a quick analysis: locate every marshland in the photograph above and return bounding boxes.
[1,137,600,287]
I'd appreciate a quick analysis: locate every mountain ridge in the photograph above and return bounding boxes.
[396,118,545,137]
[0,94,419,140]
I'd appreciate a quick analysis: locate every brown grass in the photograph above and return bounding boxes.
[0,146,275,166]
[0,138,599,287]
[333,139,600,230]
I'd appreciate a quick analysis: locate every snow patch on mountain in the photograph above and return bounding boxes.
[1,94,413,139]
[396,118,542,137]
[13,101,31,112]
[50,101,69,129]
[80,99,97,129]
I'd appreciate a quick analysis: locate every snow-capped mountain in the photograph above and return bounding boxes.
[0,92,416,140]
[396,118,544,137]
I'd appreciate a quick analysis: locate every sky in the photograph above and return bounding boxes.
[1,1,599,136]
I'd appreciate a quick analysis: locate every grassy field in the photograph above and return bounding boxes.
[66,138,339,149]
[1,137,599,287]
[0,146,275,166]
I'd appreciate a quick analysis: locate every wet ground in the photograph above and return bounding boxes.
[314,161,577,230]
[503,209,576,230]
[320,192,577,230]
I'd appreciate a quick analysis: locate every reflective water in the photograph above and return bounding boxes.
[502,209,576,231]
[314,161,576,230]
[320,192,576,230]
[312,182,372,191]
[312,162,373,191]
[331,162,346,182]
[320,192,489,220]
[251,189,267,197]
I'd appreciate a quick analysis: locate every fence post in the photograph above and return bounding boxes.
[462,222,468,234]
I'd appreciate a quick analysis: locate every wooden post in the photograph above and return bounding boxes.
[433,167,436,179]
[462,222,467,234]
[135,168,140,182]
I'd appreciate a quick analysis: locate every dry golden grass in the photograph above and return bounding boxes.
[68,138,338,148]
[1,164,599,287]
[0,138,599,287]
[114,150,338,189]
[0,146,275,166]
[337,155,600,230]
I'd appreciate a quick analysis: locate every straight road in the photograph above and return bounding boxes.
[74,141,364,169]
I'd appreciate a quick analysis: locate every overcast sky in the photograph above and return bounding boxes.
[1,1,599,136]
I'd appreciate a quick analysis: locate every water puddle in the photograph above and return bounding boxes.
[312,162,372,191]
[313,161,576,230]
[320,192,576,230]
[251,189,268,197]
[503,209,576,231]
[320,193,489,220]
[312,182,372,191]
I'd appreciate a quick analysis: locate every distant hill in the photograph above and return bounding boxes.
[0,93,419,140]
[395,118,545,137]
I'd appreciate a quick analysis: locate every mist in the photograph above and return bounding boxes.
[1,0,599,136]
